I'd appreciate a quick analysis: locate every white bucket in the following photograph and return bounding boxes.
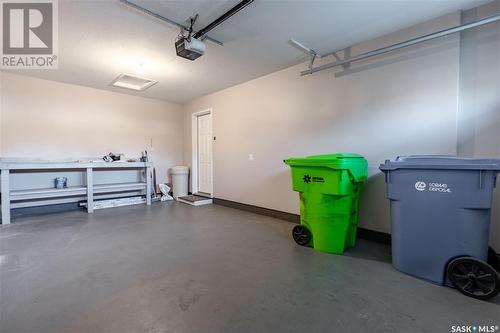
[170,166,189,199]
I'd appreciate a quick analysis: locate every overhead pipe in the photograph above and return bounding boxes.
[301,14,500,76]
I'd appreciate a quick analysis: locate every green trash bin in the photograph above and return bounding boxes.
[284,154,368,254]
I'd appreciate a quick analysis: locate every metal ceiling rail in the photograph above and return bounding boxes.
[289,39,318,57]
[300,14,500,76]
[119,0,224,46]
[194,0,254,39]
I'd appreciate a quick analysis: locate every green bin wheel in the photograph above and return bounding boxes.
[447,257,500,300]
[292,225,311,246]
[487,247,500,271]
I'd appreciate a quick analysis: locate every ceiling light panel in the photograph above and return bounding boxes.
[111,74,158,91]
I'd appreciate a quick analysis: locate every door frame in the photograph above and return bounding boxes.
[191,108,213,197]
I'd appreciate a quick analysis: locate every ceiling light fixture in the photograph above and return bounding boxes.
[110,74,157,91]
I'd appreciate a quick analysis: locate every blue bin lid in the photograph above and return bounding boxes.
[380,155,500,171]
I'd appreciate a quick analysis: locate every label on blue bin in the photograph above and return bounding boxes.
[414,181,452,193]
[415,182,426,191]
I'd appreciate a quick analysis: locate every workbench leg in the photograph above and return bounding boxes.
[146,166,152,206]
[86,168,94,213]
[1,170,11,225]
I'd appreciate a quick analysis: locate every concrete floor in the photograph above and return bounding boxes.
[0,202,498,333]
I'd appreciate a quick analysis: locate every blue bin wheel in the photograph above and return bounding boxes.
[487,247,500,271]
[292,225,311,246]
[447,257,500,300]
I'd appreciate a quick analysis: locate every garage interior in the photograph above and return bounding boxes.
[1,0,500,332]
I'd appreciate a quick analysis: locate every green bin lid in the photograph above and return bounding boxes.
[284,153,366,168]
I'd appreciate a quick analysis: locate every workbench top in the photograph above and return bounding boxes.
[0,159,152,170]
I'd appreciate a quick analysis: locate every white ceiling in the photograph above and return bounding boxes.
[5,0,491,103]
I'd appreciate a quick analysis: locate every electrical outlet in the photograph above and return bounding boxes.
[249,154,254,161]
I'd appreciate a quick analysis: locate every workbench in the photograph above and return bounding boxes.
[0,161,153,225]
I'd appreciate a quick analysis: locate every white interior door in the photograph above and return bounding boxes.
[197,113,212,195]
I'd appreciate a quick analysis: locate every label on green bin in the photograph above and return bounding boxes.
[303,175,324,183]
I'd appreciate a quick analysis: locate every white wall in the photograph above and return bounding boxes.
[183,13,461,234]
[458,1,500,250]
[0,72,183,184]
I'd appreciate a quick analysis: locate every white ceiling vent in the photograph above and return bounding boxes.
[111,74,158,91]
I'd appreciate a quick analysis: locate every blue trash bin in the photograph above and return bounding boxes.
[380,155,500,300]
